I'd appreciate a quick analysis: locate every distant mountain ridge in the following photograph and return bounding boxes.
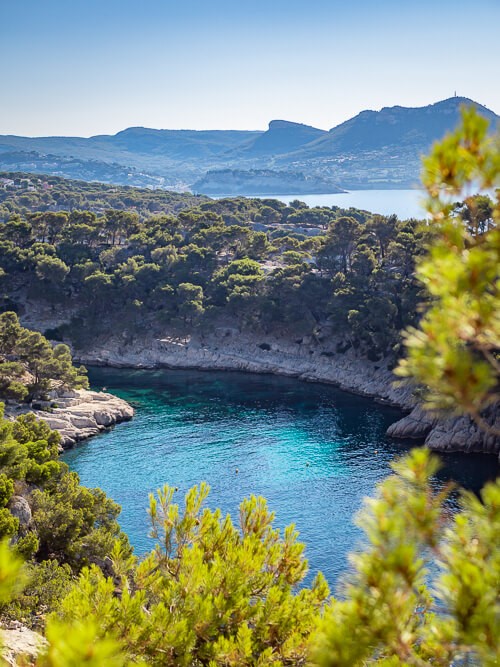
[228,120,326,158]
[0,97,497,190]
[283,97,498,159]
[109,127,260,159]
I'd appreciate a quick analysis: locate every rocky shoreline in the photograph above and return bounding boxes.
[6,388,134,449]
[74,328,499,457]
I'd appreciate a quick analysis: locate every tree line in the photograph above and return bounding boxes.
[0,172,205,221]
[0,189,449,359]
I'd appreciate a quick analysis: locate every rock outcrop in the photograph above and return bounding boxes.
[1,623,47,666]
[7,389,134,449]
[36,389,134,448]
[7,496,32,528]
[387,404,500,454]
[77,329,415,405]
[74,328,499,456]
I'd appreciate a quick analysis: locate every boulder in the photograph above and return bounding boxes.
[7,496,32,528]
[1,624,48,666]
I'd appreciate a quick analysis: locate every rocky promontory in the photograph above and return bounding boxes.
[191,169,345,196]
[6,388,134,449]
[386,404,500,455]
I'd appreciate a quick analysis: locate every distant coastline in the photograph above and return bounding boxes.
[248,189,427,219]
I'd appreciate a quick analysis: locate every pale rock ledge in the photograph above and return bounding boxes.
[1,623,48,666]
[29,388,134,449]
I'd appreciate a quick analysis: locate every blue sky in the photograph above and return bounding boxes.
[1,0,499,136]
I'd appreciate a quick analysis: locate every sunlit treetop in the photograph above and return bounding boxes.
[397,107,500,435]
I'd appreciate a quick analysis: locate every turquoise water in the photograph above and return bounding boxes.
[62,368,499,586]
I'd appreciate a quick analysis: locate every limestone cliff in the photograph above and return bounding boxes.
[73,328,499,457]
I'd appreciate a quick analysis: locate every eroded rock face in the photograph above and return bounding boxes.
[75,330,499,456]
[76,331,416,406]
[32,389,134,449]
[7,496,32,528]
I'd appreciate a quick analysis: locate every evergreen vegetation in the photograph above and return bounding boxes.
[397,107,500,433]
[0,109,497,665]
[0,312,88,402]
[0,173,206,221]
[0,179,436,359]
[0,408,128,628]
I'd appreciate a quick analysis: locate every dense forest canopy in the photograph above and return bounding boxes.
[0,172,449,359]
[1,169,494,364]
[0,172,206,220]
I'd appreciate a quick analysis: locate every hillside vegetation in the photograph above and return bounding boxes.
[0,109,497,665]
[0,173,206,220]
[0,181,433,360]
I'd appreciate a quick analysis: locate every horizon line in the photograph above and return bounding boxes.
[1,95,495,140]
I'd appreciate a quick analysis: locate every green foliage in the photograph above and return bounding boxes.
[36,256,70,283]
[0,312,88,401]
[12,412,61,452]
[33,459,498,666]
[0,172,203,221]
[40,620,134,667]
[0,508,19,539]
[0,446,497,665]
[0,538,132,665]
[176,282,205,324]
[2,559,73,627]
[54,483,329,665]
[32,472,124,566]
[310,448,500,666]
[0,473,14,507]
[0,407,128,572]
[0,180,427,354]
[0,539,25,605]
[213,259,265,309]
[397,106,500,430]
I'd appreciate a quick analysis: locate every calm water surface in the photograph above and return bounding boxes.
[254,189,427,220]
[62,368,498,586]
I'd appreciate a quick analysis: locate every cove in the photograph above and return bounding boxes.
[62,367,499,586]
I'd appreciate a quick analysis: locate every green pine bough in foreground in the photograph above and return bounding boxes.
[0,107,498,665]
[0,450,499,666]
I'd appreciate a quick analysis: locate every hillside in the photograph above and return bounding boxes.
[227,120,326,157]
[286,97,499,158]
[0,151,166,188]
[109,127,260,159]
[191,168,344,195]
[0,172,207,219]
[0,97,497,189]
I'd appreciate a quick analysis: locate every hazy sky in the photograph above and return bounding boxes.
[1,0,499,136]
